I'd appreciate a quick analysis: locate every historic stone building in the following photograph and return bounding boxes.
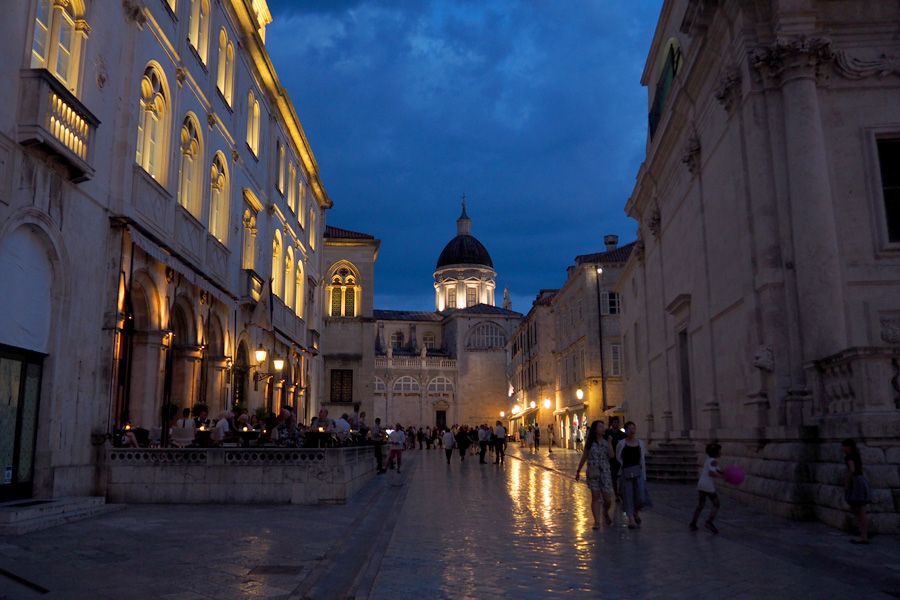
[0,0,330,501]
[508,237,632,447]
[618,0,900,531]
[323,206,522,429]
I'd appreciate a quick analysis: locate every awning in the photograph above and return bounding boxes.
[553,403,586,416]
[510,406,539,420]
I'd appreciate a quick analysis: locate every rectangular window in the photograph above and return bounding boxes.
[610,344,623,377]
[330,369,353,403]
[467,287,477,307]
[601,292,620,315]
[878,138,900,243]
[448,287,456,309]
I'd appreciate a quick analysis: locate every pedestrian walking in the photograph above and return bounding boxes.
[607,416,626,501]
[478,424,490,464]
[443,428,456,464]
[575,420,615,529]
[519,424,526,447]
[534,422,541,451]
[526,426,535,452]
[547,424,554,453]
[615,421,648,529]
[575,426,584,452]
[493,421,507,464]
[689,443,725,533]
[842,438,871,544]
[368,417,386,474]
[387,424,406,474]
[455,425,470,461]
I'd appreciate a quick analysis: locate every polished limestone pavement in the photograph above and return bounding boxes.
[1,444,898,600]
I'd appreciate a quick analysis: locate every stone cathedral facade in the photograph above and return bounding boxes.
[618,0,900,532]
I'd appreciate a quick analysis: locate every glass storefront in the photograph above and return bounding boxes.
[0,345,43,501]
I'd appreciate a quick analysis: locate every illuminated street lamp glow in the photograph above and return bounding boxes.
[543,398,551,409]
[513,405,521,414]
[530,401,536,409]
[500,411,506,418]
[576,388,584,400]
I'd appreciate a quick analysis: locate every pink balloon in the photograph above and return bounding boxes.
[722,465,745,485]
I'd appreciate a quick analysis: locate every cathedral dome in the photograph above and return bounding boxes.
[435,203,493,269]
[436,234,493,269]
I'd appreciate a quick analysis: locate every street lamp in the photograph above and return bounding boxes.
[576,388,584,400]
[500,411,506,418]
[595,266,607,411]
[253,344,284,383]
[530,400,536,409]
[543,398,551,409]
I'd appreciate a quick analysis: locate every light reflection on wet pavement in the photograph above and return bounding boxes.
[0,445,898,600]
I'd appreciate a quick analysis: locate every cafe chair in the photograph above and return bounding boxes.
[170,427,195,448]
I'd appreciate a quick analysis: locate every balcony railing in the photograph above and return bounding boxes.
[17,69,100,183]
[375,357,457,369]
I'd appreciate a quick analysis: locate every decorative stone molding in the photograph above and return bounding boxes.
[175,67,186,85]
[232,148,239,162]
[94,54,108,90]
[647,207,661,238]
[680,0,720,38]
[753,344,774,372]
[681,135,701,175]
[881,316,900,344]
[835,51,900,80]
[713,64,742,113]
[752,36,834,84]
[122,0,146,26]
[207,111,216,128]
[633,231,645,264]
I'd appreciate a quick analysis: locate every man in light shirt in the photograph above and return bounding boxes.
[387,423,407,474]
[493,421,507,464]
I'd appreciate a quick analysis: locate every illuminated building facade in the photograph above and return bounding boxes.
[618,0,900,531]
[322,208,521,429]
[0,0,330,501]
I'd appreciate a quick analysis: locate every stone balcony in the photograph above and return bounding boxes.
[17,68,100,182]
[809,346,900,416]
[374,357,457,369]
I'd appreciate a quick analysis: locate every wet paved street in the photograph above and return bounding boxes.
[1,444,899,599]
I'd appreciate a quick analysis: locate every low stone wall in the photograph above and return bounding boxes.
[101,446,375,505]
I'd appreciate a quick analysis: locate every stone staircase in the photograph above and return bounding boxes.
[645,441,699,483]
[0,497,123,535]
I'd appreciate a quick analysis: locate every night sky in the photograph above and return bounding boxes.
[264,0,665,312]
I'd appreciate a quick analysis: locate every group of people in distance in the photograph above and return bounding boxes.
[366,421,510,474]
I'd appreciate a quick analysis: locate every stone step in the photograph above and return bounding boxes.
[0,497,123,535]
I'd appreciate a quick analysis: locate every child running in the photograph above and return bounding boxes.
[690,442,724,533]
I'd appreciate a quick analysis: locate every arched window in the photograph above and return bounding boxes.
[309,209,316,250]
[649,39,683,140]
[31,0,88,93]
[216,29,234,105]
[393,376,420,393]
[466,322,507,349]
[284,246,295,308]
[272,231,283,298]
[390,331,404,348]
[246,91,259,155]
[326,264,359,317]
[209,152,228,241]
[135,65,168,180]
[177,115,202,217]
[374,377,386,394]
[427,377,454,393]
[298,180,306,226]
[423,332,436,349]
[295,261,305,319]
[188,0,210,64]
[277,142,285,194]
[287,162,296,212]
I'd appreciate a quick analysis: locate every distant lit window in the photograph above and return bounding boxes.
[295,262,305,319]
[209,152,228,242]
[31,0,88,93]
[272,231,283,298]
[390,331,404,348]
[448,287,456,309]
[189,0,210,64]
[287,162,296,212]
[428,377,454,393]
[135,65,168,180]
[284,246,294,308]
[216,29,234,105]
[374,377,386,394]
[246,91,259,155]
[610,344,623,377]
[467,287,477,307]
[423,332,436,349]
[467,323,507,349]
[393,376,419,393]
[330,369,353,403]
[601,292,620,316]
[177,115,202,217]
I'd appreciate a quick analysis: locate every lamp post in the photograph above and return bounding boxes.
[595,267,607,412]
[253,343,284,390]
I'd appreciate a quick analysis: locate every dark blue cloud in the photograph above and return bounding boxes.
[265,0,664,311]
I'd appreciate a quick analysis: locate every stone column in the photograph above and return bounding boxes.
[754,37,846,361]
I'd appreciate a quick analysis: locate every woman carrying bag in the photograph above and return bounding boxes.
[616,421,649,529]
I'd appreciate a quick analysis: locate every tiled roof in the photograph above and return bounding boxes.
[373,310,444,322]
[533,290,559,306]
[324,225,375,240]
[445,304,522,317]
[575,241,635,265]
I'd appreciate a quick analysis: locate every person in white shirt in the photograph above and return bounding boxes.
[335,414,352,442]
[387,424,407,473]
[478,424,491,464]
[367,417,386,473]
[493,421,507,464]
[442,428,456,464]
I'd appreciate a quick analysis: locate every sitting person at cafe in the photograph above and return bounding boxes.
[335,413,352,442]
[120,423,141,448]
[175,408,195,432]
[274,406,303,447]
[211,408,241,445]
[237,408,250,428]
[193,405,209,429]
[308,408,336,447]
[249,414,262,430]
